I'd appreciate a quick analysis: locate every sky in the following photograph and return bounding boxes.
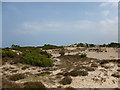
[2,2,118,47]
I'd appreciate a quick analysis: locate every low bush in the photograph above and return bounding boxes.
[79,53,87,58]
[99,60,109,65]
[2,50,18,58]
[24,81,47,89]
[77,70,88,76]
[111,73,120,78]
[38,71,51,76]
[23,53,54,67]
[60,76,72,85]
[21,66,29,70]
[9,74,26,81]
[85,67,95,71]
[118,64,120,67]
[59,51,65,56]
[117,69,120,72]
[68,70,78,77]
[11,69,18,73]
[41,44,63,50]
[63,69,88,77]
[39,51,52,58]
[91,63,98,67]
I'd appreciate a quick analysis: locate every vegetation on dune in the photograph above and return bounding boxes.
[79,53,87,58]
[8,74,26,81]
[23,53,54,67]
[39,51,52,58]
[99,42,120,47]
[59,76,72,85]
[21,65,29,70]
[111,72,120,78]
[11,44,20,48]
[23,82,47,89]
[59,51,65,56]
[76,43,95,47]
[2,50,18,58]
[10,45,52,58]
[64,70,88,77]
[75,42,120,48]
[77,43,85,47]
[40,44,64,50]
[2,44,54,67]
[2,78,21,88]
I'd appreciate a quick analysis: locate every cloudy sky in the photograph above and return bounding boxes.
[2,2,118,47]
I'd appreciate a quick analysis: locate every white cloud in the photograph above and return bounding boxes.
[101,10,110,16]
[99,17,118,34]
[99,2,118,8]
[20,22,64,34]
[73,20,97,30]
[100,3,109,7]
[17,17,118,40]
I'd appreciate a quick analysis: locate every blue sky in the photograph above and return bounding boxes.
[2,2,118,47]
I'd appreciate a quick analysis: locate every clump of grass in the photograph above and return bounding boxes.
[59,51,65,56]
[63,69,88,77]
[117,69,120,72]
[9,74,26,81]
[85,67,95,71]
[117,64,120,67]
[99,60,109,65]
[23,81,47,89]
[11,69,18,73]
[79,53,87,58]
[91,63,98,67]
[38,71,51,76]
[59,76,72,85]
[21,66,29,70]
[111,73,120,78]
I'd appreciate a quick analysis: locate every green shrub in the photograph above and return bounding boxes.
[79,53,87,58]
[11,44,20,48]
[12,47,52,59]
[21,66,29,70]
[60,76,72,85]
[41,44,63,50]
[77,43,85,47]
[9,74,26,81]
[59,51,65,56]
[85,67,95,71]
[2,50,18,58]
[91,63,98,67]
[23,53,54,67]
[37,71,51,76]
[40,51,52,58]
[63,69,88,77]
